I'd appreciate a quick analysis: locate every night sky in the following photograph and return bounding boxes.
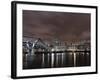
[23,10,90,42]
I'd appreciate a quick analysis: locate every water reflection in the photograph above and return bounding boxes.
[23,52,90,69]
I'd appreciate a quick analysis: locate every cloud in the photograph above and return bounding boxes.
[23,10,90,41]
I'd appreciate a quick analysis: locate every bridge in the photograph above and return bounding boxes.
[34,50,90,54]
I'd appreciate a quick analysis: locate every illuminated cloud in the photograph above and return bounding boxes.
[23,10,90,41]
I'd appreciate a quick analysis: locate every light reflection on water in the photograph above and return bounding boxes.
[23,52,90,69]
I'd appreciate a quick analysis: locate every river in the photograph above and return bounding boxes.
[23,52,90,69]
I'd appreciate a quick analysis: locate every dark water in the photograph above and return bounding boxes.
[23,52,90,69]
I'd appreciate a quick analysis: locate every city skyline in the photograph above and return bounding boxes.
[23,10,91,69]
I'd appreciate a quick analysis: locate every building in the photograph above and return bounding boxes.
[23,37,90,55]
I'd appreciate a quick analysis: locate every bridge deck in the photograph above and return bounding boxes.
[35,50,90,54]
